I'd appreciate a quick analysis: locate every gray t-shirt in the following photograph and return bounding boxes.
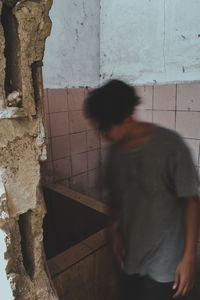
[105,126,199,282]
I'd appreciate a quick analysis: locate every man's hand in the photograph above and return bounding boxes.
[111,230,125,271]
[173,196,200,298]
[107,211,126,271]
[172,257,195,298]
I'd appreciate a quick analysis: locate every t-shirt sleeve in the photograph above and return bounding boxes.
[169,136,199,198]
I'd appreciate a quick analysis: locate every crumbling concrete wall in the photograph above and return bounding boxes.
[0,0,57,299]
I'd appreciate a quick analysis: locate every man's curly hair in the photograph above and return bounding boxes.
[84,79,140,131]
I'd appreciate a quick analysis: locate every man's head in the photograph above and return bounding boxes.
[84,79,140,133]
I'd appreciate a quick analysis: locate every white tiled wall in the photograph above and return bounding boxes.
[136,82,200,169]
[42,82,200,201]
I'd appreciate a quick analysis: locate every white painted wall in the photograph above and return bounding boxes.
[43,0,100,88]
[100,0,200,85]
[43,0,200,88]
[0,230,13,300]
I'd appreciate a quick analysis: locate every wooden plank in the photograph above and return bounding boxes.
[83,228,107,250]
[48,241,93,278]
[53,253,95,298]
[44,183,108,215]
[47,229,109,278]
[53,245,121,300]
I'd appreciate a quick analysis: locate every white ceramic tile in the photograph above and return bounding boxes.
[153,111,175,130]
[135,109,153,122]
[70,173,88,194]
[135,86,153,110]
[88,168,100,189]
[69,110,87,133]
[153,84,176,110]
[71,152,87,175]
[88,149,100,170]
[176,111,200,139]
[177,82,200,111]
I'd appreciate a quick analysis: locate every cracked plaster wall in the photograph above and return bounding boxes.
[0,0,57,299]
[43,0,200,89]
[43,0,100,88]
[100,0,200,84]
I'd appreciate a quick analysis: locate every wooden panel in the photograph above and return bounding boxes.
[83,229,107,250]
[48,242,92,278]
[53,245,121,300]
[94,246,121,300]
[43,187,107,259]
[53,253,95,299]
[45,183,108,215]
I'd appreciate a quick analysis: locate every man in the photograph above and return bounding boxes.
[84,79,200,300]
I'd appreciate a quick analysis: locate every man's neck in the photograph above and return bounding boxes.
[120,121,156,149]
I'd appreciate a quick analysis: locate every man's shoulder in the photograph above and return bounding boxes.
[156,125,180,137]
[155,125,184,145]
[151,126,190,158]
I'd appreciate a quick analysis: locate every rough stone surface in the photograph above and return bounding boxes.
[13,0,52,116]
[0,133,41,216]
[2,195,55,300]
[0,0,57,298]
[2,0,20,7]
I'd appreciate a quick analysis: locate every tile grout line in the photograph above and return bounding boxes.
[152,84,154,122]
[70,167,100,180]
[98,130,103,201]
[84,88,89,193]
[46,89,55,183]
[175,83,177,130]
[197,141,200,167]
[137,108,200,112]
[66,87,73,188]
[50,128,98,139]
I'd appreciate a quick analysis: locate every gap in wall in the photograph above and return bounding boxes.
[1,3,22,105]
[32,61,43,113]
[18,210,35,279]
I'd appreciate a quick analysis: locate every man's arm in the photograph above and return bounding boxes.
[173,195,200,298]
[107,207,125,271]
